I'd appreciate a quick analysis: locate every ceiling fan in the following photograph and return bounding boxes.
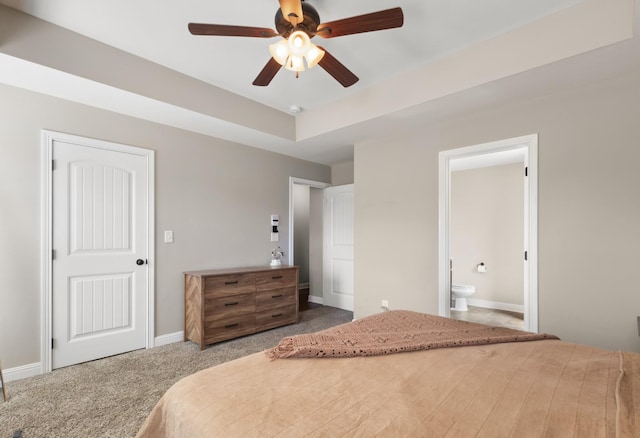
[188,0,404,87]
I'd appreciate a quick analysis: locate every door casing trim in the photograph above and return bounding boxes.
[438,134,538,332]
[40,130,155,373]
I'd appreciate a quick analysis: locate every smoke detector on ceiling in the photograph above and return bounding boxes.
[289,105,302,114]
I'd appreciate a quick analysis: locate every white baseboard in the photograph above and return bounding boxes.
[308,295,324,305]
[466,298,524,314]
[3,362,42,383]
[154,331,184,347]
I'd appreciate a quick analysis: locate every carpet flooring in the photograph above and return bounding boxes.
[0,305,352,438]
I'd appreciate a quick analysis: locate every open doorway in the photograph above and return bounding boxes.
[439,134,538,333]
[289,177,354,312]
[289,178,330,309]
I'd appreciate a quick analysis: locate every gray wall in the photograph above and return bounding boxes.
[451,164,524,306]
[354,69,640,352]
[0,83,330,369]
[293,184,310,284]
[309,188,324,299]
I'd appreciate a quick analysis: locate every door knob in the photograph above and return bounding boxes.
[136,259,145,266]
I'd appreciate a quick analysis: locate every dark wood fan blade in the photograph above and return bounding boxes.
[253,58,282,86]
[279,0,304,25]
[317,47,359,87]
[188,23,279,38]
[316,7,404,38]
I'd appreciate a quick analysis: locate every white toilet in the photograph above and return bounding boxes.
[451,284,476,311]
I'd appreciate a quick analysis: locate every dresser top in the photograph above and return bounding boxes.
[184,265,298,277]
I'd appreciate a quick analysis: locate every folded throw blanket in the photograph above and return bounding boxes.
[267,310,559,359]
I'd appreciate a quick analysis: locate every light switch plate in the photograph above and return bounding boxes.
[164,230,174,243]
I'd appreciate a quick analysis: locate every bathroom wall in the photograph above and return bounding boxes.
[451,163,524,308]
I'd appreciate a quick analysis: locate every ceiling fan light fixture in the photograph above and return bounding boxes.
[269,39,290,65]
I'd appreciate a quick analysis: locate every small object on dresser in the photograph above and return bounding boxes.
[271,247,284,266]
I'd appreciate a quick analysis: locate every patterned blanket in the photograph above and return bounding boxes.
[267,310,559,359]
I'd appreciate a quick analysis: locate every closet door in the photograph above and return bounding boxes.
[51,137,151,369]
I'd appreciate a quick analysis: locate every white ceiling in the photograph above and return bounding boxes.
[0,0,637,165]
[0,0,582,112]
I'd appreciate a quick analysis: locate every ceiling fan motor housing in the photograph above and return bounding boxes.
[275,2,321,38]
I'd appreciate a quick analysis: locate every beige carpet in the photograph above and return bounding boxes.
[0,306,352,438]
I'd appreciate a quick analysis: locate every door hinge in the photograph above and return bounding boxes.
[525,166,528,177]
[524,251,528,261]
[52,159,56,171]
[51,338,55,349]
[52,249,56,260]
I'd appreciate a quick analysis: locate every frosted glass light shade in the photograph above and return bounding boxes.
[304,44,325,68]
[285,54,305,72]
[288,31,310,57]
[269,39,290,65]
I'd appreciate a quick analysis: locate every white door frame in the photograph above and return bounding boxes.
[40,130,155,373]
[438,134,538,332]
[288,177,331,268]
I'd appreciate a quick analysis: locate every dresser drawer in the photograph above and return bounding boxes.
[204,292,255,319]
[255,304,297,331]
[205,273,255,296]
[256,269,297,291]
[255,287,296,311]
[204,314,255,344]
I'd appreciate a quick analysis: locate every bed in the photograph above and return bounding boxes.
[137,310,640,437]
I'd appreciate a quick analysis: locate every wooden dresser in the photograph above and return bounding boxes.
[184,266,299,349]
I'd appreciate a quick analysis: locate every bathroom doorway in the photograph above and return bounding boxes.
[438,134,538,332]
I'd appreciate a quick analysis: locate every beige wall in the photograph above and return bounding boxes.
[309,188,324,298]
[354,69,640,352]
[0,83,330,369]
[331,160,354,185]
[451,164,524,306]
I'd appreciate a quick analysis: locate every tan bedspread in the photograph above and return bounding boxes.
[137,313,640,437]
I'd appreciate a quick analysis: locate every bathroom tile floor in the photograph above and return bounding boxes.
[451,305,524,331]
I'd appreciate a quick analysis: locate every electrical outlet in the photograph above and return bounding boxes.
[164,230,174,243]
[381,300,389,311]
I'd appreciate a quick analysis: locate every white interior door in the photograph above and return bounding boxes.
[323,184,354,311]
[52,138,149,369]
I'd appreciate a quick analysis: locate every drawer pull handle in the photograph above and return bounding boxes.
[272,294,283,298]
[272,313,283,318]
[272,276,283,279]
[225,323,239,329]
[224,302,239,307]
[224,280,239,285]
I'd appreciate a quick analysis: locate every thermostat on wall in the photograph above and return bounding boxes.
[271,214,279,242]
